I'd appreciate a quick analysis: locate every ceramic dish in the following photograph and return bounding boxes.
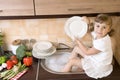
[33,41,53,53]
[64,16,88,41]
[32,52,47,59]
[32,46,56,59]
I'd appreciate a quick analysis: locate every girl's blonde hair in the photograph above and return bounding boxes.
[95,14,112,28]
[89,14,114,36]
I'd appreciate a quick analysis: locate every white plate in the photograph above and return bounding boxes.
[32,47,56,59]
[32,53,47,59]
[65,16,88,41]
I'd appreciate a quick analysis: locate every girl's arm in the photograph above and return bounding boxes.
[75,38,101,55]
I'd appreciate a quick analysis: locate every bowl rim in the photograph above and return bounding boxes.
[33,41,53,51]
[32,46,56,59]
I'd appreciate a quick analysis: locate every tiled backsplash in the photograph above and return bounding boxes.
[0,16,119,51]
[0,18,73,50]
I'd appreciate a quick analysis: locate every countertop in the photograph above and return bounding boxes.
[1,53,120,80]
[20,57,120,80]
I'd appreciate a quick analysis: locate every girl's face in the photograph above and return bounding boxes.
[94,22,111,39]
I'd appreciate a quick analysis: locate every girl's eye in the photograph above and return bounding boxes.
[103,26,106,29]
[96,25,99,28]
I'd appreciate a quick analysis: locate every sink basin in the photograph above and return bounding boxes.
[41,50,85,74]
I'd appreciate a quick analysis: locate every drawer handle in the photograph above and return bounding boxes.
[68,8,92,11]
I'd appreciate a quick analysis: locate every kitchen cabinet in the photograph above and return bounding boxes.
[0,0,119,17]
[0,0,34,16]
[35,0,120,15]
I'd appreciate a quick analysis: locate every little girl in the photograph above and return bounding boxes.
[62,14,113,79]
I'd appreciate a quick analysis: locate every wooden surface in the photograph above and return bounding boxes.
[0,0,34,16]
[35,0,120,15]
[112,16,120,65]
[0,56,119,80]
[0,0,119,16]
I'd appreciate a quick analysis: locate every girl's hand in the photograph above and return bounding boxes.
[74,37,81,46]
[81,16,90,24]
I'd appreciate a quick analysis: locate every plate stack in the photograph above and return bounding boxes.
[32,41,56,59]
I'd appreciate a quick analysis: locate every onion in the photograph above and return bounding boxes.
[0,66,3,71]
[2,63,7,68]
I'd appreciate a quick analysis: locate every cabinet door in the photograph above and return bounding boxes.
[0,0,34,16]
[35,0,120,15]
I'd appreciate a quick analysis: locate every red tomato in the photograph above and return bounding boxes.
[12,59,18,65]
[10,55,17,60]
[10,55,18,65]
[23,57,33,66]
[6,60,14,69]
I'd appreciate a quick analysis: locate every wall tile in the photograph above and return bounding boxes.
[0,18,68,50]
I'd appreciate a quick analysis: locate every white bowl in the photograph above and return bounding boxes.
[33,41,53,53]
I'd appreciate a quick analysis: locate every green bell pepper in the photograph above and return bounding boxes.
[0,56,7,64]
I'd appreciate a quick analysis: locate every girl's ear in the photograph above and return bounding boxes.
[108,25,112,33]
[108,29,114,36]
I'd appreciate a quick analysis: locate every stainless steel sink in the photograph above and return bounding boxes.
[40,50,85,74]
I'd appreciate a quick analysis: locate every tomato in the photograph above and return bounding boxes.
[12,59,18,65]
[23,57,33,66]
[6,60,14,69]
[10,55,18,65]
[10,55,17,60]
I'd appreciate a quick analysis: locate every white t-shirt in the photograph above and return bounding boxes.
[82,32,113,79]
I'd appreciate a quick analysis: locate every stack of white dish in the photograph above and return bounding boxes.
[32,41,56,59]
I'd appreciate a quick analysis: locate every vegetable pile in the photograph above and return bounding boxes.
[0,62,28,80]
[16,44,33,67]
[0,44,33,80]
